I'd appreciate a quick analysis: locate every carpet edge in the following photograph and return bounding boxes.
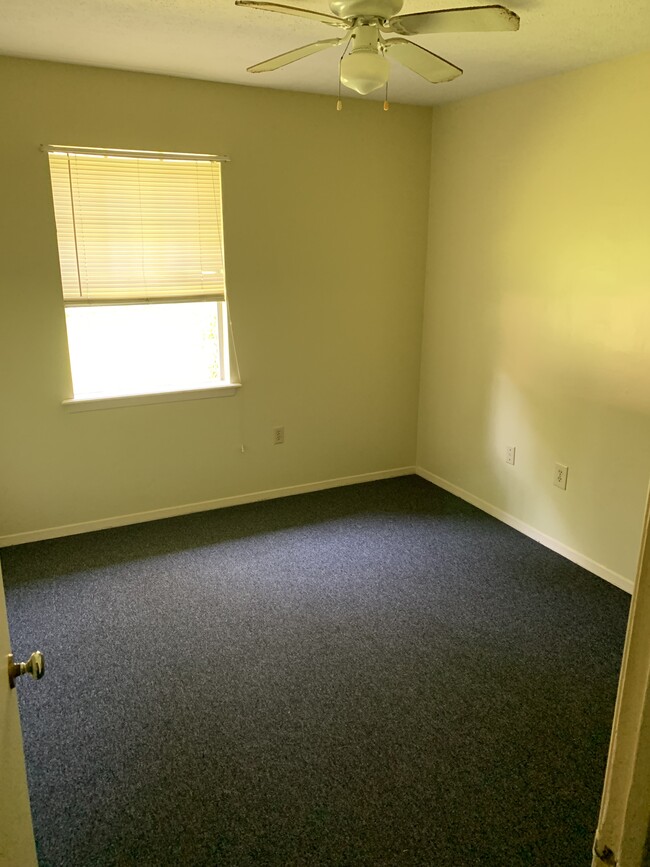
[0,466,416,547]
[416,467,635,595]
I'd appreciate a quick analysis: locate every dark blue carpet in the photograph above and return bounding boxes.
[3,476,629,866]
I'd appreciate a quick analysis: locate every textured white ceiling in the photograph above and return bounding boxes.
[1,0,650,105]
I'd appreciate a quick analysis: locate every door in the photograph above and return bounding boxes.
[0,558,37,866]
[593,486,650,867]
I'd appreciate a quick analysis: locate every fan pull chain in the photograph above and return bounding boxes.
[336,55,343,110]
[336,34,354,112]
[384,80,390,112]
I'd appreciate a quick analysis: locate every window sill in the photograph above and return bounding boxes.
[62,383,241,412]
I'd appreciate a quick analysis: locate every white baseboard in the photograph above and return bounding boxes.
[416,467,635,595]
[3,465,634,596]
[0,466,416,548]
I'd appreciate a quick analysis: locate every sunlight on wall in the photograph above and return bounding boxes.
[418,51,650,581]
[495,287,650,414]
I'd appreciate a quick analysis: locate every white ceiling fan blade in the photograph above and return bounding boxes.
[384,39,462,83]
[389,5,520,36]
[235,1,349,29]
[247,38,344,73]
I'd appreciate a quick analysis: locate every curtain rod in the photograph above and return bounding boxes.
[42,145,230,162]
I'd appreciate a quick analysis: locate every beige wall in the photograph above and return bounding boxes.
[2,51,648,584]
[0,57,431,540]
[417,52,650,583]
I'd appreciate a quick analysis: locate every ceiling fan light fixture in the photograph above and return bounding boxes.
[340,49,389,95]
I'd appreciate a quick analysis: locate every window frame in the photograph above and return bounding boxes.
[45,145,239,409]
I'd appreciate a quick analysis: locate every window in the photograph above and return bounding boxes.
[47,146,235,403]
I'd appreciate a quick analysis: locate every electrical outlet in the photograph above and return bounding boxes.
[272,426,285,445]
[505,446,516,466]
[554,463,568,490]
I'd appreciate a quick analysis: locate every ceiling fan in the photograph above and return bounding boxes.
[235,1,520,98]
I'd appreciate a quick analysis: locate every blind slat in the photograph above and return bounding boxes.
[49,151,227,303]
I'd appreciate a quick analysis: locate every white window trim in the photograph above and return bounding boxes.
[47,144,238,405]
[62,382,241,412]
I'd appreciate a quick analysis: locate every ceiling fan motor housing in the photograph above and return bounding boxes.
[329,0,404,22]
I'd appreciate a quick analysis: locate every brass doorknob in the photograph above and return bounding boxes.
[7,651,45,689]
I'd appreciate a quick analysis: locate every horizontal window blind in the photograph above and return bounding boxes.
[48,149,227,304]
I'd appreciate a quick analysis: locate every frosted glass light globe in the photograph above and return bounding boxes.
[340,50,389,95]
